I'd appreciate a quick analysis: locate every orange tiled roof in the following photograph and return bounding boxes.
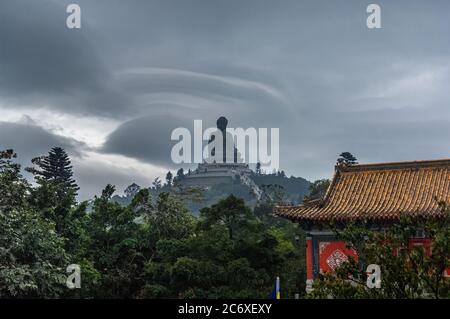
[274,159,450,222]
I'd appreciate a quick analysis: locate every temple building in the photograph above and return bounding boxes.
[274,158,450,292]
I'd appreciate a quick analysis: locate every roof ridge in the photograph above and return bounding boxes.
[338,158,450,172]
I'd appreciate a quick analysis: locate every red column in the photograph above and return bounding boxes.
[306,236,313,292]
[306,237,313,280]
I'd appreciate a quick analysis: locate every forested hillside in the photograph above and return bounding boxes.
[0,148,306,298]
[113,169,311,214]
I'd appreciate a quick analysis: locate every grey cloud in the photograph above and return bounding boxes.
[0,0,129,117]
[100,112,196,169]
[73,161,154,201]
[0,121,85,165]
[0,121,153,201]
[3,0,450,194]
[118,68,286,106]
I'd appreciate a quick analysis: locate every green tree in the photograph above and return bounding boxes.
[147,192,196,241]
[124,183,141,198]
[337,152,358,165]
[256,162,262,175]
[303,179,331,202]
[152,177,162,190]
[0,147,309,299]
[166,171,173,186]
[176,168,184,179]
[309,206,450,299]
[0,150,28,213]
[254,187,307,298]
[28,147,79,196]
[199,195,257,240]
[85,184,149,298]
[141,194,304,298]
[0,149,69,298]
[26,147,79,233]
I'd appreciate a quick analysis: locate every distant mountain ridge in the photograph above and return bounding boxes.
[112,171,311,214]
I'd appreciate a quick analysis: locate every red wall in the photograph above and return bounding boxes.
[318,241,358,274]
[409,238,450,277]
[316,238,450,277]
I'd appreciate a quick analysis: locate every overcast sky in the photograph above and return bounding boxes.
[1,0,450,199]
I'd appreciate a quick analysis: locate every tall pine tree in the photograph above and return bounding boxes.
[27,147,79,232]
[32,147,79,194]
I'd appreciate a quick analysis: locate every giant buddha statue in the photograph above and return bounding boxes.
[206,116,243,164]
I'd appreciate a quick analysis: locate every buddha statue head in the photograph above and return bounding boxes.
[216,116,228,132]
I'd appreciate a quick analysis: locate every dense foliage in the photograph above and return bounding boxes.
[0,148,305,298]
[0,150,69,297]
[309,210,450,299]
[3,147,447,299]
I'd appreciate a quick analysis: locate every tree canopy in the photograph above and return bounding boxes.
[309,209,450,299]
[2,147,448,299]
[337,152,358,166]
[0,148,306,299]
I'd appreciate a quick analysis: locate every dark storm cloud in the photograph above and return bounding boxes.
[0,121,85,164]
[101,113,181,166]
[2,0,450,194]
[100,64,294,168]
[0,0,129,117]
[97,0,450,178]
[101,112,195,169]
[100,75,291,169]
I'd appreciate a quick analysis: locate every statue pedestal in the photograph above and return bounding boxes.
[182,163,252,187]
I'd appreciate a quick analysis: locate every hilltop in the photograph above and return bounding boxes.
[112,170,311,214]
